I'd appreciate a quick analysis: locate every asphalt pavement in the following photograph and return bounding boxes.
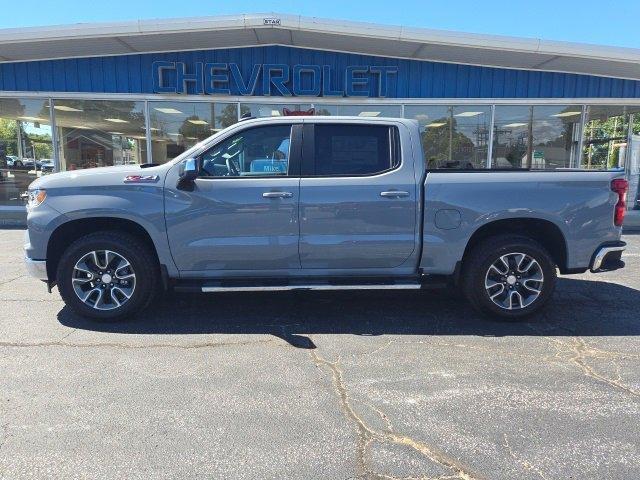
[1,229,639,479]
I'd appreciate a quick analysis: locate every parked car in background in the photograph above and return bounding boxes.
[23,116,628,321]
[6,155,24,167]
[40,159,54,173]
[22,158,39,169]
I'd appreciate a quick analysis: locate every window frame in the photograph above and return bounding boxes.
[195,123,302,179]
[301,123,402,178]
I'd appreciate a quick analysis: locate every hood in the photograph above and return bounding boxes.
[29,164,171,190]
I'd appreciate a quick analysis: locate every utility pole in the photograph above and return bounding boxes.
[16,120,24,159]
[526,105,534,168]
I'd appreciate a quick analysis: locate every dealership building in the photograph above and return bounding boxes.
[0,13,639,222]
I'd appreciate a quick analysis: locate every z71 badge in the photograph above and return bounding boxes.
[123,175,159,183]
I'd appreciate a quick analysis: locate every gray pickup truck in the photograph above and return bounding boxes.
[23,116,628,320]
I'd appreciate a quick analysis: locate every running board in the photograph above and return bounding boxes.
[171,275,450,293]
[200,283,423,293]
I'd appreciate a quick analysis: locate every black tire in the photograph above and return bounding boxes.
[15,161,22,167]
[461,235,557,320]
[56,231,159,320]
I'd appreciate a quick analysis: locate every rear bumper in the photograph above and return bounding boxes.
[590,241,626,273]
[24,257,48,281]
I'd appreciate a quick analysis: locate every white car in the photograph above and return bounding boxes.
[6,155,24,167]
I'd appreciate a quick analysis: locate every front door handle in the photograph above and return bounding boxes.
[380,190,410,198]
[263,191,293,199]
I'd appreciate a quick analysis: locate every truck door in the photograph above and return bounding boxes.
[164,123,302,273]
[299,121,418,270]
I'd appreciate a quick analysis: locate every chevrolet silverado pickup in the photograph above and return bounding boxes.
[23,116,628,320]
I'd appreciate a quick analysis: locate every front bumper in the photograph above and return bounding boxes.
[590,241,626,273]
[24,256,48,281]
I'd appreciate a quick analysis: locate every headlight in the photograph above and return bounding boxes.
[27,188,47,209]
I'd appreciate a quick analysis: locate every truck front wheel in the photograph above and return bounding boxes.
[462,235,557,320]
[56,231,158,320]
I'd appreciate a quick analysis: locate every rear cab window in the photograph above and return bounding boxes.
[309,124,400,176]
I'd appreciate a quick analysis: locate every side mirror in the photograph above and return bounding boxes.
[177,158,197,190]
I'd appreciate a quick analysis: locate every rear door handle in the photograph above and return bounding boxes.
[380,190,410,198]
[262,191,293,199]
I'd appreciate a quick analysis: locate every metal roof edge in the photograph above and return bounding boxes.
[0,12,637,66]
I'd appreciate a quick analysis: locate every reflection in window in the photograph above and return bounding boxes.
[149,101,238,164]
[201,125,291,177]
[405,105,490,169]
[313,124,395,176]
[0,98,52,206]
[335,105,401,117]
[582,106,640,170]
[492,105,582,169]
[53,99,146,171]
[241,103,316,118]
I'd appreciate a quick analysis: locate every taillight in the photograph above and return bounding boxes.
[611,178,629,227]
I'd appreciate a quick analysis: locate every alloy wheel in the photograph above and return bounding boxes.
[484,252,544,310]
[71,250,136,311]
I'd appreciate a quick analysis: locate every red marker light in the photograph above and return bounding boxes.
[611,178,628,227]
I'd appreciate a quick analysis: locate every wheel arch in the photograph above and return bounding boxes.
[461,218,569,274]
[46,217,161,283]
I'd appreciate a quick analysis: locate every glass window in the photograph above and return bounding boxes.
[405,105,490,169]
[0,98,52,206]
[149,101,238,164]
[200,125,291,177]
[582,105,640,170]
[312,105,338,116]
[492,105,582,169]
[336,105,401,118]
[241,103,316,118]
[313,124,395,176]
[53,99,146,171]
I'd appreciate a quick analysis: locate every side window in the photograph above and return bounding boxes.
[200,125,292,177]
[313,124,398,176]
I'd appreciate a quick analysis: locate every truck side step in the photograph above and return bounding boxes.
[168,275,450,293]
[200,283,422,293]
[172,276,450,293]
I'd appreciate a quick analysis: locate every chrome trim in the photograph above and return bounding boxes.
[24,257,48,281]
[202,283,421,293]
[591,245,626,272]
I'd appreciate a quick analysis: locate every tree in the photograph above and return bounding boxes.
[420,117,475,168]
[0,118,18,157]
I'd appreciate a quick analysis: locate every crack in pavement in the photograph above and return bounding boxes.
[309,349,483,480]
[526,313,640,399]
[547,337,640,398]
[58,328,77,342]
[502,434,550,480]
[0,275,26,287]
[0,338,275,350]
[353,397,395,432]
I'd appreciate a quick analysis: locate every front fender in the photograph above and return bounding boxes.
[44,185,177,276]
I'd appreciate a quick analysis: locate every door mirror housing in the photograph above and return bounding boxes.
[177,158,198,190]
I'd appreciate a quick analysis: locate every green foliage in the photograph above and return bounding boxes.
[420,117,474,168]
[0,118,18,155]
[583,114,631,169]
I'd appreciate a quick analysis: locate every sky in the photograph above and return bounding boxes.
[0,0,639,49]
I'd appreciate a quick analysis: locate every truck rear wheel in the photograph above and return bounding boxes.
[462,235,557,320]
[56,231,158,320]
